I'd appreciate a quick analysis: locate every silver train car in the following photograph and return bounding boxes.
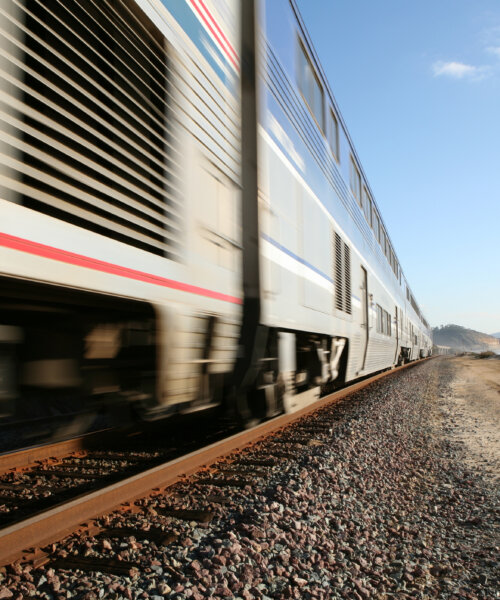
[0,0,431,432]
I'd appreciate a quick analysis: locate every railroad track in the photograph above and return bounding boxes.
[0,413,241,535]
[0,361,426,571]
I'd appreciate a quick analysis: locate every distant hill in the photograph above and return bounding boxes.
[492,332,500,339]
[433,325,500,353]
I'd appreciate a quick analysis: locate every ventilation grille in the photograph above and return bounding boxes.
[0,0,182,259]
[334,232,351,315]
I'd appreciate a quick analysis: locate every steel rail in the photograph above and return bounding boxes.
[0,429,113,474]
[0,359,428,567]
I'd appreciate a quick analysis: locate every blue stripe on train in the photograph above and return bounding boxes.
[261,233,334,284]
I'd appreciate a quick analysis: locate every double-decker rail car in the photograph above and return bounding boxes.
[248,0,432,416]
[0,0,243,434]
[0,0,431,440]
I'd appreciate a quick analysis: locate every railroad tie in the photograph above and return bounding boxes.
[195,477,252,488]
[294,426,333,434]
[0,494,24,505]
[0,482,70,494]
[156,508,214,523]
[29,469,102,480]
[173,493,233,505]
[265,451,302,460]
[270,437,308,445]
[232,458,277,467]
[51,556,140,577]
[307,439,324,447]
[216,467,268,478]
[99,527,177,546]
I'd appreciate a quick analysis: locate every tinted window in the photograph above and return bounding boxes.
[362,186,372,223]
[298,43,324,131]
[350,156,361,203]
[373,210,381,242]
[328,110,339,160]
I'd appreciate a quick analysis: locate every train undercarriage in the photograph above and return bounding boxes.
[0,277,157,449]
[0,274,355,447]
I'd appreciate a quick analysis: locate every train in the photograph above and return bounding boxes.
[0,0,432,439]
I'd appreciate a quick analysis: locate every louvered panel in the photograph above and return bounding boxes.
[334,232,343,312]
[0,0,182,259]
[82,0,240,182]
[176,59,240,152]
[18,1,171,150]
[0,171,169,253]
[4,12,175,179]
[0,71,181,214]
[333,231,352,316]
[175,83,240,180]
[0,127,180,237]
[344,242,352,315]
[37,0,184,189]
[0,95,181,221]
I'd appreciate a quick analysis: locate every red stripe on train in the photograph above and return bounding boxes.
[196,0,239,63]
[0,232,243,305]
[190,0,239,71]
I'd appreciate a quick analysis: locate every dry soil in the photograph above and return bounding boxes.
[437,355,500,484]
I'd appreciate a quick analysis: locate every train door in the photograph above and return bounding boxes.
[394,306,400,364]
[360,267,369,371]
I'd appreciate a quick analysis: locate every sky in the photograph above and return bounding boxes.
[296,0,500,335]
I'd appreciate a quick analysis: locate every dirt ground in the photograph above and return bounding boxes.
[438,355,500,484]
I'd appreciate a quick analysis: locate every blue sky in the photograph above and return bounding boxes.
[296,0,500,334]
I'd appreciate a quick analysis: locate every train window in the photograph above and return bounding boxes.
[328,110,339,161]
[377,306,383,334]
[298,42,324,131]
[350,157,361,204]
[362,186,372,224]
[372,209,381,243]
[376,305,383,333]
[376,305,391,336]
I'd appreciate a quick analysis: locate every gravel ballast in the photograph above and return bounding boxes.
[0,359,498,599]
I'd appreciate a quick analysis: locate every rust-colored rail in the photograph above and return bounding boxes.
[0,429,112,474]
[0,360,427,567]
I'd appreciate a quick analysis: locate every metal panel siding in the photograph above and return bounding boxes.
[363,336,395,373]
[172,57,240,180]
[346,332,362,380]
[263,42,371,247]
[135,0,241,183]
[156,0,239,87]
[259,0,430,375]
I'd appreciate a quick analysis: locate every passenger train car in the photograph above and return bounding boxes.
[0,0,431,436]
